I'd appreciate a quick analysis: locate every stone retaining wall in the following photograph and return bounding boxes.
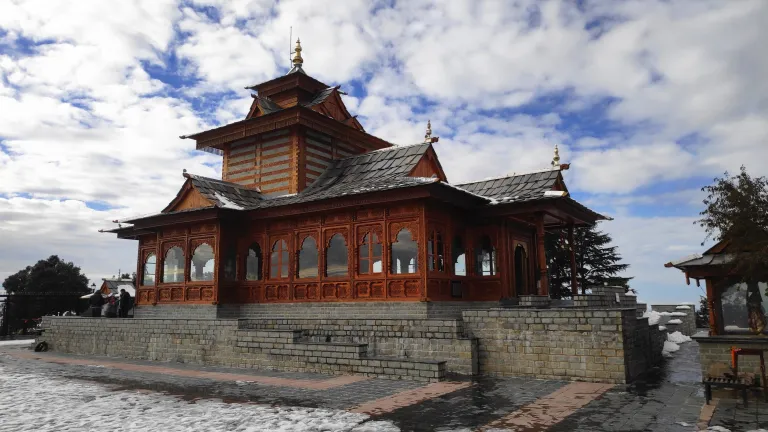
[651,304,696,336]
[133,304,218,319]
[460,307,648,383]
[239,318,476,374]
[219,301,499,320]
[40,317,445,382]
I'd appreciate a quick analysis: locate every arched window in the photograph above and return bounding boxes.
[391,229,417,274]
[162,246,184,283]
[475,235,496,276]
[245,243,262,281]
[325,234,348,277]
[270,240,289,279]
[190,243,215,281]
[514,243,529,294]
[452,236,466,276]
[142,253,156,286]
[298,236,319,278]
[427,230,445,272]
[223,247,236,281]
[359,233,383,274]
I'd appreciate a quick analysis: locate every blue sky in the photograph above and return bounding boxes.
[1,0,766,304]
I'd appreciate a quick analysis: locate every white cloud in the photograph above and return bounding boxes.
[0,0,766,306]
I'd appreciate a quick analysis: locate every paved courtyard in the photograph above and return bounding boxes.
[0,338,766,431]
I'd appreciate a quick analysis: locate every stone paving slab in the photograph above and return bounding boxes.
[0,338,734,431]
[0,347,424,410]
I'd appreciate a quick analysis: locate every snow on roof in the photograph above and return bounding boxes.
[213,192,244,210]
[118,284,136,296]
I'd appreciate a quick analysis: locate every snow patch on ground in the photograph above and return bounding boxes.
[668,331,692,344]
[668,319,683,324]
[0,340,34,347]
[0,364,400,432]
[662,341,680,358]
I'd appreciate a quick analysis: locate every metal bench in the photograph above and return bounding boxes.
[704,376,750,406]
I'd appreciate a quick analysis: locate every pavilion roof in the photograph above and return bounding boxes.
[456,168,564,204]
[117,142,606,228]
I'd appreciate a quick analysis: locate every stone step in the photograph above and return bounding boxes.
[237,318,465,339]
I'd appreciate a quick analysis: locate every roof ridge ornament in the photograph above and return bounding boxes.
[292,38,303,67]
[551,144,560,168]
[423,120,439,144]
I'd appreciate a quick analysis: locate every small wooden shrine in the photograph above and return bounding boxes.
[106,40,605,309]
[667,240,768,336]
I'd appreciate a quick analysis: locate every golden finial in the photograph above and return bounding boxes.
[292,38,303,67]
[551,144,560,168]
[424,120,432,143]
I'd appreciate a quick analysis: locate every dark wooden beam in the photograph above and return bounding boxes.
[569,224,578,296]
[536,212,549,297]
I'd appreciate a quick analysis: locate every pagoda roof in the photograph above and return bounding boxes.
[456,168,564,204]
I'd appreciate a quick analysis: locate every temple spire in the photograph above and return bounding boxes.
[288,38,305,75]
[424,120,432,143]
[551,144,560,168]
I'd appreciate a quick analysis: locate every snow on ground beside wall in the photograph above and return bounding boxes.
[662,341,680,358]
[0,340,34,347]
[0,364,400,432]
[707,428,768,432]
[668,319,683,324]
[668,331,692,344]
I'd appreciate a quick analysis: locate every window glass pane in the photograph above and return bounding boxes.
[246,243,261,281]
[360,234,370,258]
[326,234,348,277]
[436,233,444,272]
[163,247,184,283]
[298,237,318,278]
[476,235,496,276]
[143,253,156,286]
[428,233,435,271]
[391,229,417,274]
[223,247,236,281]
[190,243,215,281]
[270,240,287,279]
[371,234,382,274]
[453,236,466,276]
[360,259,370,274]
[722,282,749,332]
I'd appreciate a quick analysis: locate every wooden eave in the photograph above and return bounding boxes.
[183,106,392,152]
[478,197,604,227]
[122,207,228,230]
[249,72,329,98]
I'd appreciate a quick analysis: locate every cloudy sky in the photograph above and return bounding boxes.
[1,0,766,303]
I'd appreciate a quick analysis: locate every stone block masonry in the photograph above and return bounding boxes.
[461,307,655,384]
[651,304,696,336]
[694,334,768,380]
[42,302,663,385]
[40,317,446,382]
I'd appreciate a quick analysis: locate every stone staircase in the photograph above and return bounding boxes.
[234,321,465,382]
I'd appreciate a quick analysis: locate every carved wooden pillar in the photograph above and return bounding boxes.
[568,224,578,296]
[706,278,718,335]
[536,213,549,297]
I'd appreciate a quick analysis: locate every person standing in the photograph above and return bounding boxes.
[89,291,105,317]
[118,289,131,318]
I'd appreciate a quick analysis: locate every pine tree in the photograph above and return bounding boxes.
[695,296,710,329]
[545,224,631,299]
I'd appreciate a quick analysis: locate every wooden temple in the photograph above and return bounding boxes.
[106,40,605,310]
